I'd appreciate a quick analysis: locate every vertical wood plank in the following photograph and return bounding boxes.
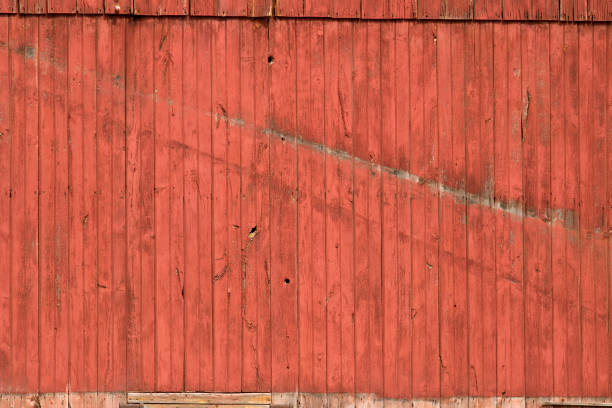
[592,22,609,396]
[578,23,596,397]
[133,0,185,17]
[181,17,200,392]
[225,18,242,392]
[81,15,98,392]
[467,21,496,398]
[440,21,468,399]
[47,0,76,14]
[252,18,271,392]
[550,21,567,397]
[338,20,355,403]
[474,0,502,19]
[409,21,433,399]
[296,18,314,396]
[333,0,359,17]
[38,16,57,393]
[304,0,330,17]
[419,0,443,18]
[154,17,173,391]
[217,0,247,16]
[68,15,85,393]
[608,23,612,401]
[0,0,17,13]
[0,14,11,394]
[366,20,383,402]
[422,19,440,400]
[19,0,45,15]
[96,16,114,392]
[125,16,142,392]
[211,18,229,392]
[479,22,497,397]
[381,20,398,400]
[590,0,612,20]
[196,18,214,392]
[466,20,482,397]
[9,14,25,394]
[395,20,412,399]
[295,18,326,397]
[523,23,553,397]
[325,19,342,397]
[140,17,157,392]
[563,23,583,397]
[54,16,70,395]
[269,17,298,393]
[437,20,454,400]
[110,16,127,392]
[23,15,42,393]
[503,0,530,20]
[361,0,383,18]
[240,17,257,392]
[189,0,214,15]
[76,0,103,15]
[276,0,302,16]
[353,19,370,403]
[167,17,185,392]
[531,0,560,19]
[446,0,473,18]
[249,0,271,15]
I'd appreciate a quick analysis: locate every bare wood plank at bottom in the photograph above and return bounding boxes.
[142,405,270,408]
[128,393,272,405]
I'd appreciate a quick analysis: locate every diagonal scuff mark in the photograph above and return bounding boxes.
[207,110,573,226]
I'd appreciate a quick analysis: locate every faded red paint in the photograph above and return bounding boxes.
[0,13,611,404]
[1,0,612,19]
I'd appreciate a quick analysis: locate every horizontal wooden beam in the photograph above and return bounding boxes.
[128,393,272,405]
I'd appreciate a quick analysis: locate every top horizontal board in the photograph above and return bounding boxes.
[1,0,611,19]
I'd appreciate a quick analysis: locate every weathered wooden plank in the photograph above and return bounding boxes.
[578,23,596,397]
[67,14,85,393]
[9,14,26,394]
[225,18,242,392]
[0,14,12,393]
[0,0,16,13]
[80,16,99,392]
[38,16,57,393]
[562,23,583,397]
[128,393,272,404]
[252,18,271,393]
[268,18,299,393]
[395,21,412,400]
[381,20,398,401]
[592,22,610,396]
[239,17,258,392]
[211,18,229,392]
[195,18,214,392]
[166,17,185,392]
[474,0,501,19]
[522,22,553,397]
[365,20,384,400]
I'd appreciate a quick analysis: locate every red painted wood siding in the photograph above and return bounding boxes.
[0,15,611,400]
[1,0,612,19]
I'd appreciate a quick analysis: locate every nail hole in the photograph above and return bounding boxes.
[268,55,274,64]
[284,278,290,284]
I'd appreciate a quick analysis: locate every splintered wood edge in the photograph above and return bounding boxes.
[128,393,272,404]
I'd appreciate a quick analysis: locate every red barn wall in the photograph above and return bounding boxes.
[0,11,611,406]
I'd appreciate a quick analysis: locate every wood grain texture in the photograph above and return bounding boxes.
[0,16,610,400]
[7,0,612,19]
